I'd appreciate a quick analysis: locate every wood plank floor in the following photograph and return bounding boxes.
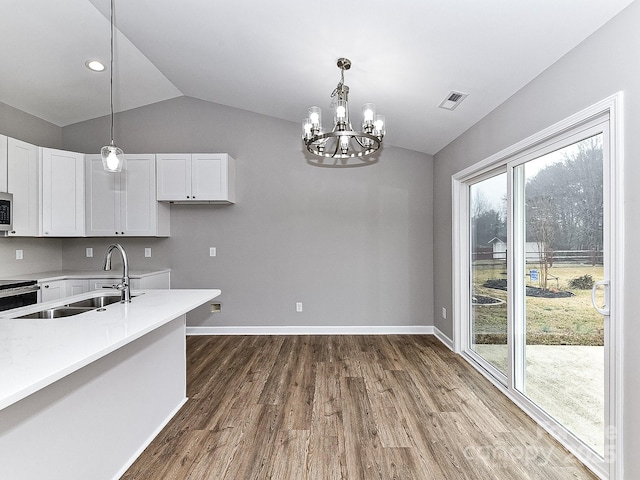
[121,335,598,479]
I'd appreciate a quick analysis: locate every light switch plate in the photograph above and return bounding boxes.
[209,247,216,257]
[145,248,152,258]
[15,249,23,260]
[86,247,93,258]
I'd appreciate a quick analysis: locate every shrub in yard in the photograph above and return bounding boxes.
[569,274,595,290]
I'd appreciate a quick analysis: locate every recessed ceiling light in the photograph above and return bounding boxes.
[85,60,106,72]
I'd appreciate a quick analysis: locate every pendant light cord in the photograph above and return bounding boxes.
[109,0,115,144]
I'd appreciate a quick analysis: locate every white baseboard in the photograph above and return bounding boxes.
[433,327,454,350]
[186,325,435,336]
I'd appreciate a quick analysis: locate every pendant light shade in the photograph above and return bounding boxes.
[101,142,124,172]
[101,0,123,172]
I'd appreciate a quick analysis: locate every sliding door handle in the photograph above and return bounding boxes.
[591,280,609,316]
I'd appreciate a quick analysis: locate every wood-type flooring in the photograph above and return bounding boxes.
[121,335,598,479]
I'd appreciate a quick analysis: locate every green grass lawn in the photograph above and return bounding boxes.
[472,262,604,346]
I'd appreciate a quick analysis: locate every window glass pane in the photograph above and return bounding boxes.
[470,173,508,375]
[521,133,604,455]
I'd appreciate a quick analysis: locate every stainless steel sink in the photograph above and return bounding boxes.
[17,307,95,319]
[65,295,124,308]
[14,293,141,319]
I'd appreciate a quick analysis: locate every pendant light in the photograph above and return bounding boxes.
[101,0,124,172]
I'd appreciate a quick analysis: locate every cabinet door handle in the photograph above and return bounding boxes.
[44,285,50,289]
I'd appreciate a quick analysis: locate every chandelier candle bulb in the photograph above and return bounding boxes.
[362,103,376,126]
[374,114,386,136]
[335,100,348,125]
[340,135,350,153]
[308,107,322,130]
[302,119,312,140]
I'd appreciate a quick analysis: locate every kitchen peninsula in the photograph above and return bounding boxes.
[0,288,220,480]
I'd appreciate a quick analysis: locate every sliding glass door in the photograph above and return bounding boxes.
[514,132,606,456]
[456,105,619,478]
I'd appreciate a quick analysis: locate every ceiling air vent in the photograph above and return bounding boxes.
[438,91,469,111]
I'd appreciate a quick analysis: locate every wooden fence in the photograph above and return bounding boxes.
[472,248,603,265]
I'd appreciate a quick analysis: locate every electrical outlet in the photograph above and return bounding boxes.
[86,247,93,258]
[15,249,23,260]
[209,247,217,257]
[442,307,447,319]
[145,247,152,258]
[211,303,221,313]
[296,302,303,312]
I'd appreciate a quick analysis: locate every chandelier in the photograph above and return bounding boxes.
[302,58,385,167]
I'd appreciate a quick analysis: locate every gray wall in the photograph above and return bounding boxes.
[0,102,62,149]
[0,102,63,276]
[433,1,640,474]
[62,97,434,328]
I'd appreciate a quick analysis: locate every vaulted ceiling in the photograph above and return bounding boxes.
[1,0,634,154]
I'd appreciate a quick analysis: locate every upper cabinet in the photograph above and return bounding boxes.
[156,153,235,204]
[0,135,7,192]
[85,154,170,237]
[7,138,39,236]
[40,148,85,237]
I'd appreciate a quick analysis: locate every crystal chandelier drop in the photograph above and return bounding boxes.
[302,58,385,167]
[100,0,124,173]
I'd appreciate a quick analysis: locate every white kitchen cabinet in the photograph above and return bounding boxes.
[85,154,170,237]
[38,279,66,303]
[7,138,39,236]
[156,153,235,203]
[40,148,85,237]
[66,279,90,297]
[0,134,7,192]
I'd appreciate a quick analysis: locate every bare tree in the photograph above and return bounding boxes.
[528,195,555,291]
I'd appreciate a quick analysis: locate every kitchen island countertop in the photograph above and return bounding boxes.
[0,288,220,410]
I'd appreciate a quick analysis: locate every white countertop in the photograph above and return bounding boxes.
[0,288,220,411]
[5,268,171,282]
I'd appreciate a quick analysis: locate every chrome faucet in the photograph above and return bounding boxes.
[102,243,131,303]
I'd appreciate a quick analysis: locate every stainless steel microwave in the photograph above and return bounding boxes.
[0,192,13,234]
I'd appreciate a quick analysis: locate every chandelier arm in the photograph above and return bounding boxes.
[329,137,341,158]
[353,135,369,149]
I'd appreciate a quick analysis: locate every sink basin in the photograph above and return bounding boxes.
[65,295,124,308]
[13,293,142,320]
[17,307,95,319]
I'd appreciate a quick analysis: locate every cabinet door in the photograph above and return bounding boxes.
[120,154,157,236]
[66,279,90,297]
[86,155,120,236]
[41,148,85,236]
[7,138,39,236]
[0,134,7,192]
[39,280,66,303]
[156,154,191,200]
[191,154,228,201]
